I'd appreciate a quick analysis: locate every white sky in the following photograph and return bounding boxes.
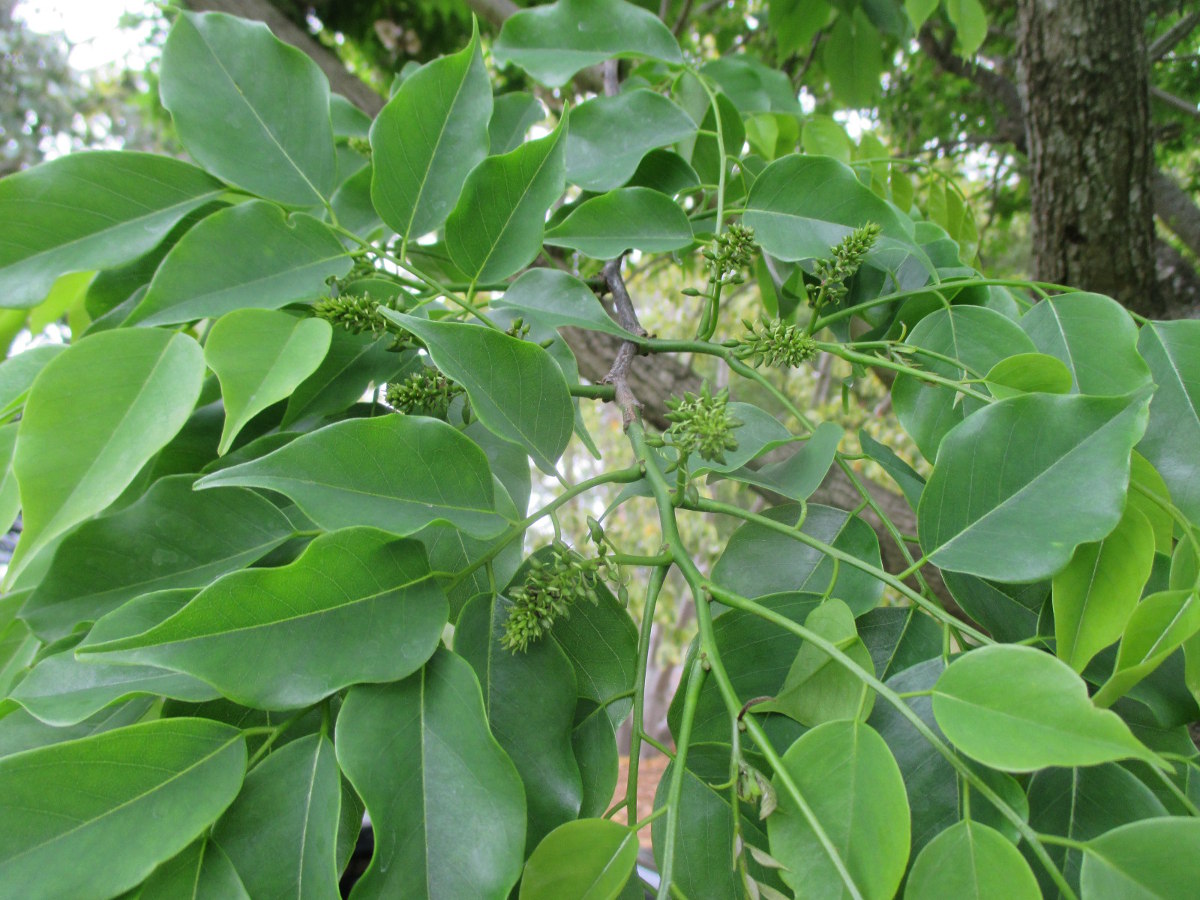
[16,0,159,69]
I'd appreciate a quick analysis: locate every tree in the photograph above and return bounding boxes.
[1,4,1200,899]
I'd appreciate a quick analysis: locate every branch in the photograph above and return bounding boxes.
[1150,10,1200,61]
[601,259,649,428]
[462,0,520,30]
[1153,170,1200,259]
[1151,85,1200,121]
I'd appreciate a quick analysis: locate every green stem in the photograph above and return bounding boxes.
[570,383,617,400]
[822,345,993,403]
[627,565,671,825]
[655,655,707,900]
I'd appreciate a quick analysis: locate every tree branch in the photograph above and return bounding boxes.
[1151,85,1200,121]
[1150,10,1200,61]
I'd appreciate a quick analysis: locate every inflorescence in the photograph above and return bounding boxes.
[385,368,463,419]
[502,544,603,652]
[735,318,818,368]
[812,222,881,306]
[665,383,742,465]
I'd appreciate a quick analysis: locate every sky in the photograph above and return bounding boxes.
[16,0,160,69]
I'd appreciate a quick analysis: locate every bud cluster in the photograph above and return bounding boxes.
[735,318,818,368]
[812,223,881,306]
[665,383,742,465]
[312,293,392,337]
[347,136,372,158]
[502,544,602,652]
[385,368,463,419]
[704,223,758,285]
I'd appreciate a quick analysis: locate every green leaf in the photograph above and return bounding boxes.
[543,187,693,259]
[196,415,505,538]
[770,0,832,59]
[859,606,943,681]
[893,306,1037,462]
[824,10,883,108]
[571,703,620,819]
[7,329,205,585]
[801,115,853,162]
[906,820,1040,900]
[859,430,924,512]
[489,93,546,155]
[759,599,875,726]
[81,528,447,710]
[1093,591,1200,707]
[129,201,352,326]
[941,573,1046,644]
[743,154,916,266]
[21,475,294,641]
[456,593,583,852]
[0,152,224,309]
[335,649,526,899]
[371,24,492,242]
[493,0,682,88]
[137,839,249,900]
[723,421,842,502]
[520,819,637,900]
[1020,292,1152,396]
[213,734,341,900]
[566,90,697,192]
[445,112,567,283]
[10,646,217,727]
[931,645,1158,771]
[160,11,335,206]
[767,720,910,899]
[0,718,245,899]
[712,504,884,615]
[204,309,332,454]
[904,0,940,29]
[918,390,1152,581]
[984,352,1073,399]
[946,0,988,56]
[0,617,37,698]
[628,149,701,196]
[1129,452,1175,554]
[1080,818,1200,899]
[0,345,64,421]
[1025,764,1169,896]
[282,331,412,428]
[1053,503,1157,673]
[494,269,635,340]
[1138,320,1200,523]
[0,698,154,759]
[386,313,574,473]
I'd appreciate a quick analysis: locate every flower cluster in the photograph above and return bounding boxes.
[502,544,602,652]
[312,293,391,337]
[347,136,372,159]
[665,383,742,465]
[385,368,463,419]
[705,223,758,285]
[735,318,818,368]
[812,223,881,306]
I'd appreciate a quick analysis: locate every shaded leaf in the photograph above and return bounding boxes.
[520,819,637,900]
[1080,818,1200,899]
[544,187,693,259]
[1137,320,1200,523]
[137,839,249,900]
[494,268,633,340]
[1094,590,1200,707]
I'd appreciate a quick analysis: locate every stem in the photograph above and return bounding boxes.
[655,655,707,900]
[627,565,671,827]
[822,345,993,403]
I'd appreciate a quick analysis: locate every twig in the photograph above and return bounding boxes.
[602,257,650,427]
[1150,10,1200,61]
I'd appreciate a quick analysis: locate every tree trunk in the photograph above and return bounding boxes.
[1017,0,1160,317]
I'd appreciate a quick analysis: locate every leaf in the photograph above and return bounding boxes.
[904,0,940,29]
[917,390,1152,581]
[543,187,693,259]
[137,839,249,900]
[801,115,853,162]
[0,718,246,900]
[824,10,883,108]
[770,0,831,59]
[489,92,546,155]
[1020,292,1151,396]
[282,331,412,428]
[946,0,988,56]
[160,11,335,206]
[1025,764,1169,896]
[1129,452,1175,554]
[10,646,218,727]
[335,650,526,899]
[566,90,697,192]
[445,112,567,283]
[1080,818,1200,899]
[941,573,1046,644]
[906,820,1040,900]
[80,528,447,710]
[493,0,682,88]
[0,698,154,760]
[1093,591,1200,707]
[0,152,224,309]
[984,352,1073,399]
[204,309,332,454]
[931,645,1159,771]
[767,720,910,899]
[456,594,583,852]
[7,329,205,585]
[494,269,634,340]
[213,734,341,900]
[386,313,574,473]
[712,504,884,615]
[0,345,64,421]
[196,415,505,538]
[20,475,294,641]
[743,154,916,268]
[759,599,875,726]
[128,201,352,326]
[1137,320,1200,522]
[1053,503,1157,673]
[858,606,942,681]
[858,430,924,512]
[371,23,492,242]
[723,421,842,502]
[892,306,1037,462]
[519,819,638,900]
[571,703,619,819]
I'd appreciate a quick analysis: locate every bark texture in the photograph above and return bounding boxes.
[1017,0,1161,316]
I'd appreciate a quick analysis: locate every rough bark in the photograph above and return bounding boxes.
[1017,0,1160,317]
